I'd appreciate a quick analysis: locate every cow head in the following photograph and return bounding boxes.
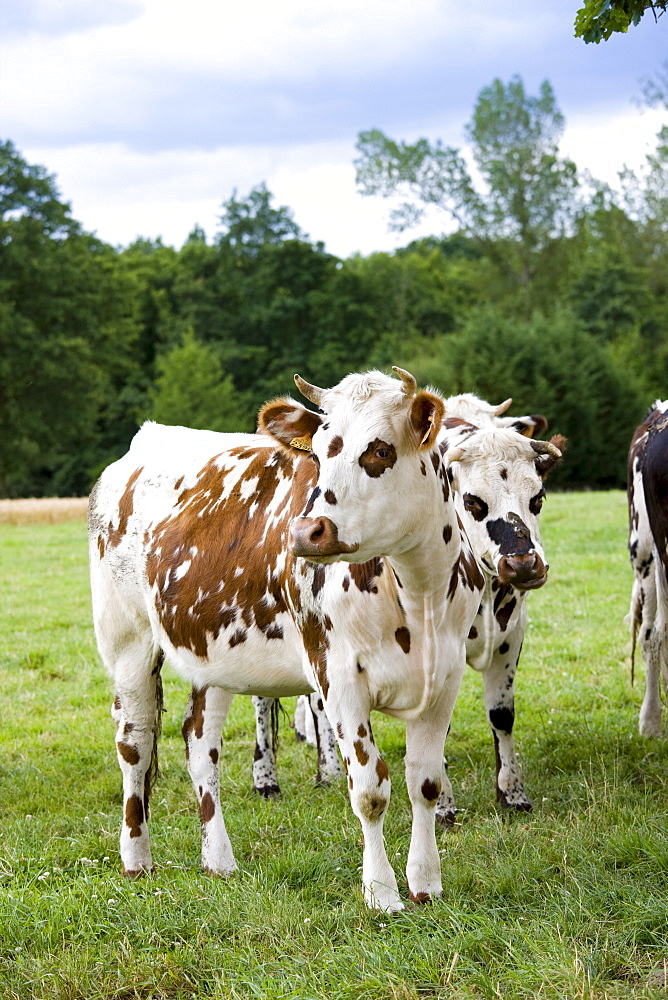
[258,368,445,564]
[442,398,564,591]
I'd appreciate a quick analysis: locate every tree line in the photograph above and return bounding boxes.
[1,75,666,497]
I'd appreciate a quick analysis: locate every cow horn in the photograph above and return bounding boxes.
[530,439,562,460]
[392,366,417,396]
[294,374,325,407]
[493,398,513,416]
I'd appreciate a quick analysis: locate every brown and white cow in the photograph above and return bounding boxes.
[627,400,668,735]
[88,367,483,912]
[250,394,565,818]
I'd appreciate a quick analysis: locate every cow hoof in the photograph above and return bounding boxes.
[255,784,281,799]
[122,866,154,879]
[499,796,532,814]
[436,809,457,828]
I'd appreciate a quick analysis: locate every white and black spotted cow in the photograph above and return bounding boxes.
[251,394,565,820]
[627,400,668,735]
[88,367,484,912]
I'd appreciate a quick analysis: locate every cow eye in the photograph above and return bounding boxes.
[359,439,397,478]
[530,490,545,515]
[463,493,488,522]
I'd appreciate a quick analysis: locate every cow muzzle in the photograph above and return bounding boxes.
[290,516,360,561]
[497,551,548,590]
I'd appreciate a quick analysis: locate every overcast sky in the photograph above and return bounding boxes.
[2,0,667,257]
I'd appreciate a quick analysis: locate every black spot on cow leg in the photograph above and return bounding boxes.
[489,706,514,734]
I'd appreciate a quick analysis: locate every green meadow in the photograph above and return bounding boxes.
[2,492,668,999]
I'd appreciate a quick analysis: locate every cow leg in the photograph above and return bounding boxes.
[435,755,456,827]
[182,685,237,875]
[293,695,310,742]
[404,700,457,904]
[308,692,343,785]
[638,570,662,736]
[111,645,164,877]
[251,696,281,797]
[324,688,400,912]
[481,636,531,812]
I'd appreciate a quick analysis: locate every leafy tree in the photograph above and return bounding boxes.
[147,329,249,432]
[575,1,666,43]
[402,307,646,488]
[217,183,305,256]
[0,140,142,496]
[355,77,578,294]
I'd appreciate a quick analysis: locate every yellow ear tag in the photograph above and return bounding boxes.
[290,435,312,452]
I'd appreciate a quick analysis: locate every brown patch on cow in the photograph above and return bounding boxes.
[409,890,432,905]
[108,467,143,548]
[376,757,389,786]
[311,564,326,597]
[342,575,350,592]
[468,626,478,640]
[357,723,367,738]
[302,486,321,516]
[146,445,311,659]
[229,629,247,647]
[358,792,387,821]
[348,775,354,790]
[350,558,383,594]
[302,612,330,697]
[199,791,216,823]
[327,435,344,458]
[125,794,144,838]
[500,468,508,480]
[337,723,345,740]
[324,489,337,505]
[495,596,517,632]
[358,439,397,478]
[420,460,427,477]
[448,519,485,599]
[174,476,184,490]
[113,694,121,711]
[356,661,364,673]
[209,747,219,765]
[182,686,208,756]
[354,740,369,765]
[395,626,411,654]
[421,778,440,802]
[117,742,140,766]
[443,524,452,545]
[97,534,105,559]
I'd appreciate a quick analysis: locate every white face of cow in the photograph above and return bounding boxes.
[258,369,445,564]
[445,427,560,591]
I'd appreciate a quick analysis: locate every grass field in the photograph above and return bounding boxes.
[2,492,668,999]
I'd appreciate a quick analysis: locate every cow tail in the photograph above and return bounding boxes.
[270,697,281,756]
[144,650,164,817]
[626,589,641,687]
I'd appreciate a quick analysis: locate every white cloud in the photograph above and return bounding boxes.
[4,0,668,256]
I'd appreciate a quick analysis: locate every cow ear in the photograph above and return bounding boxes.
[258,397,324,452]
[533,434,567,478]
[500,413,549,438]
[410,391,445,451]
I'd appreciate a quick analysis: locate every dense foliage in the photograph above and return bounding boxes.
[575,0,667,42]
[1,74,667,496]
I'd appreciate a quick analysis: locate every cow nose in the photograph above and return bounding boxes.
[497,552,549,590]
[290,516,360,559]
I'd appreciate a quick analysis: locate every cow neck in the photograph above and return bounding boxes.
[378,461,461,722]
[384,450,459,619]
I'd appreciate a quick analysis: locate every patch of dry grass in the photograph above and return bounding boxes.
[0,497,89,525]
